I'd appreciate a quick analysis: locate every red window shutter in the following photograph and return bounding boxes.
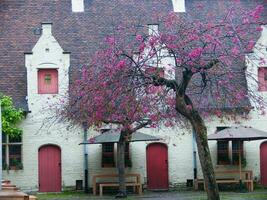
[258,67,267,91]
[38,69,58,94]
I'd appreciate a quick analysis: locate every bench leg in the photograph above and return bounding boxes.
[138,185,142,195]
[93,185,96,195]
[194,180,198,190]
[100,185,103,196]
[133,185,136,193]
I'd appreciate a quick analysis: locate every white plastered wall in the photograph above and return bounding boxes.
[3,23,86,191]
[3,24,267,191]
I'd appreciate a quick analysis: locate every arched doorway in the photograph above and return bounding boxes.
[146,143,169,190]
[260,141,267,186]
[38,144,61,192]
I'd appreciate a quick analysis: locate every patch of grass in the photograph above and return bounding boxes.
[36,191,89,200]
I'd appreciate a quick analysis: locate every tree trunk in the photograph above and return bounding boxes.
[116,132,127,198]
[190,112,220,200]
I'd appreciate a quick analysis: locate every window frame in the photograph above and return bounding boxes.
[101,142,132,168]
[216,127,244,166]
[102,143,115,168]
[217,140,230,165]
[2,134,23,170]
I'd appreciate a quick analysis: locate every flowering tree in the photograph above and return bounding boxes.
[61,2,265,200]
[62,66,162,197]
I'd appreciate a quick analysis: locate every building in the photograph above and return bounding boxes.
[0,0,267,192]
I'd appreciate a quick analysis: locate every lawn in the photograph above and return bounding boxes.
[36,190,267,200]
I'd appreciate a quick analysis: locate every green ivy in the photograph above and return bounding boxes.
[0,94,24,137]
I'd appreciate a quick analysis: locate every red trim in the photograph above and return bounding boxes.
[260,141,267,186]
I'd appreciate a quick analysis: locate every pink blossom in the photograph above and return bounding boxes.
[136,34,143,41]
[188,47,203,59]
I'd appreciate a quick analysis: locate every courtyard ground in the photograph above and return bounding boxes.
[36,190,267,200]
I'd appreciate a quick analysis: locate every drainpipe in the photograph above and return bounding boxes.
[82,122,89,193]
[192,130,197,180]
[0,102,2,191]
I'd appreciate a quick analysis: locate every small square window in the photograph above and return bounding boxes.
[38,69,58,94]
[72,0,84,12]
[172,0,186,13]
[148,24,159,36]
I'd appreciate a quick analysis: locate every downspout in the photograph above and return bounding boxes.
[192,129,197,180]
[82,122,89,193]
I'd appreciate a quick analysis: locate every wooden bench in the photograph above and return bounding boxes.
[92,173,142,196]
[194,170,253,192]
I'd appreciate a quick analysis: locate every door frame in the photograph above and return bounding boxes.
[146,142,169,190]
[260,141,267,186]
[38,144,62,192]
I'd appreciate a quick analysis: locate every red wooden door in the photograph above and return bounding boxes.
[260,142,267,186]
[146,143,169,190]
[38,145,61,192]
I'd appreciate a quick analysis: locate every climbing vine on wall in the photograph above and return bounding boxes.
[0,94,24,137]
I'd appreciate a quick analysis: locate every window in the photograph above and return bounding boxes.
[232,141,244,165]
[2,134,23,170]
[216,127,244,165]
[102,143,115,167]
[38,69,58,94]
[71,0,84,12]
[148,24,159,36]
[125,143,132,167]
[258,67,267,91]
[217,141,230,164]
[172,0,186,12]
[102,143,132,168]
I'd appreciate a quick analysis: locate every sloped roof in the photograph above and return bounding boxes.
[0,0,266,111]
[80,129,160,144]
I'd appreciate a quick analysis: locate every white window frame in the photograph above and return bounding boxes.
[172,0,186,13]
[71,0,84,12]
[2,134,23,170]
[148,24,159,36]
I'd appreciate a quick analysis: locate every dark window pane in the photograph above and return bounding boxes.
[102,143,114,153]
[102,143,114,167]
[2,146,6,168]
[2,134,6,143]
[9,135,22,143]
[9,145,22,167]
[125,143,131,167]
[217,141,230,164]
[232,141,244,165]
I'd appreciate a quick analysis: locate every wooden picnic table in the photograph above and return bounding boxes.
[194,170,253,192]
[92,173,142,196]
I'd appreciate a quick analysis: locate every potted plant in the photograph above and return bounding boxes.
[9,159,23,170]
